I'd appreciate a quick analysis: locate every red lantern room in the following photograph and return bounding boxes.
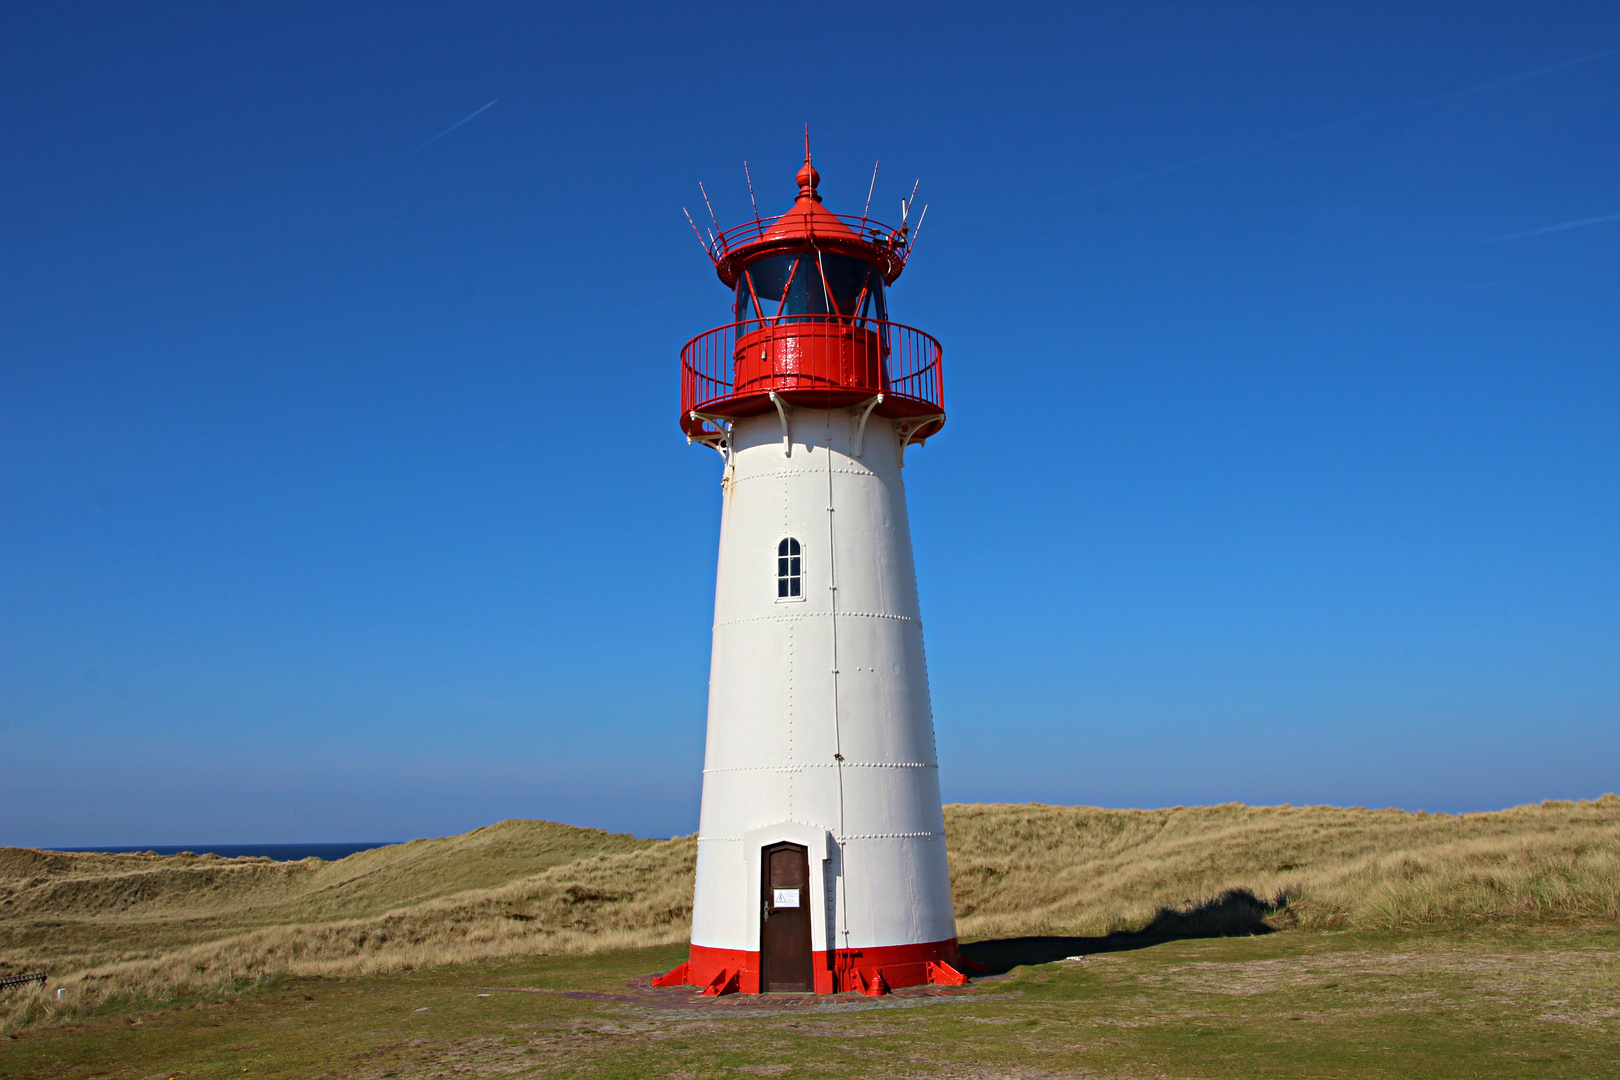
[680,149,944,454]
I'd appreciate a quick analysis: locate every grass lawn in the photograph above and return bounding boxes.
[5,929,1615,1079]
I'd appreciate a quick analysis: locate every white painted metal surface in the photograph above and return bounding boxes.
[690,406,956,956]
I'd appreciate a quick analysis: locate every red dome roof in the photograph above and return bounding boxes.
[754,155,865,246]
[713,155,903,287]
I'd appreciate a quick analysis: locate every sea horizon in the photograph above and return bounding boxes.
[40,842,398,862]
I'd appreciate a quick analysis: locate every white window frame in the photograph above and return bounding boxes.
[776,536,805,603]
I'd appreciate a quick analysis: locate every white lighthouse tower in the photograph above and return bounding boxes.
[656,150,973,996]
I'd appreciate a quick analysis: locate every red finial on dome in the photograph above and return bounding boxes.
[796,124,820,202]
[795,157,821,202]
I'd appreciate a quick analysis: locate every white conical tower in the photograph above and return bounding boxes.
[657,152,970,996]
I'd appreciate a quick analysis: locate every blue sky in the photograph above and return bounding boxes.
[3,2,1616,844]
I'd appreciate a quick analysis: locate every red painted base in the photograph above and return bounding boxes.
[654,938,971,996]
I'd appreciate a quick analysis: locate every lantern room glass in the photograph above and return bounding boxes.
[735,252,887,327]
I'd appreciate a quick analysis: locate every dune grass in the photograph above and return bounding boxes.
[2,796,1616,1033]
[6,931,1618,1080]
[948,796,1620,939]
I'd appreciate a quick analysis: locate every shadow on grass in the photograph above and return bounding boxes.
[961,888,1285,974]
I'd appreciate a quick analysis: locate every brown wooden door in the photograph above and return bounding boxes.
[759,842,812,992]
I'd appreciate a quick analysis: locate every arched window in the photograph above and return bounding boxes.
[777,538,802,599]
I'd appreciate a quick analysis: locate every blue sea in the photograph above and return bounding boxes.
[48,842,396,862]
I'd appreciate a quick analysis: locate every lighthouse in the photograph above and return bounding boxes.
[654,147,973,997]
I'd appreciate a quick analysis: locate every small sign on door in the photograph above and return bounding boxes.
[773,888,800,908]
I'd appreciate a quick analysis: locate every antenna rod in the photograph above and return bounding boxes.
[744,161,761,226]
[683,207,718,264]
[905,203,928,257]
[698,182,723,248]
[862,160,879,223]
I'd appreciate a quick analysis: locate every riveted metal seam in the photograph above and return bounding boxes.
[702,762,934,774]
[732,466,890,483]
[714,610,920,630]
[698,832,943,842]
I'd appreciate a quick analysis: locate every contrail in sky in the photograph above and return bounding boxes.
[1294,45,1620,141]
[968,46,1620,218]
[1095,46,1620,196]
[397,99,499,162]
[1419,278,1516,295]
[1481,212,1620,243]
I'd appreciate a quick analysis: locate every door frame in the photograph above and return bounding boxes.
[759,841,813,991]
[743,823,834,958]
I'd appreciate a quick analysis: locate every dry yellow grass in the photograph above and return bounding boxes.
[3,796,1616,1031]
[947,796,1620,940]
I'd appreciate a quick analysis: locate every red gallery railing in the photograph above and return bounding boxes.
[707,212,908,262]
[680,317,944,441]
